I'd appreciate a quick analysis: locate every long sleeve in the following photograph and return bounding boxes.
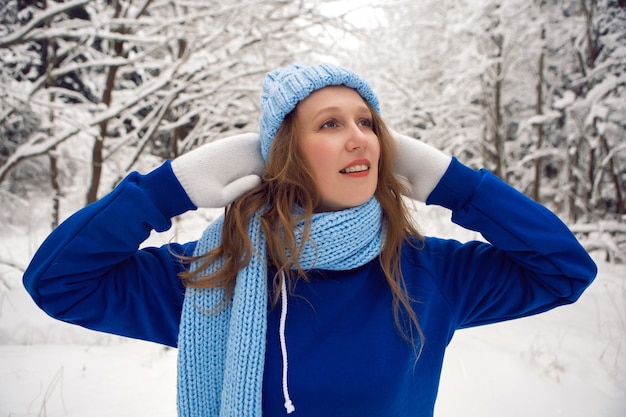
[420,157,597,329]
[23,161,197,347]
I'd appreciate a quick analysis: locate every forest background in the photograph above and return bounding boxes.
[1,0,625,248]
[0,0,625,416]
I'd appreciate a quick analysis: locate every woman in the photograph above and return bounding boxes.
[23,63,597,417]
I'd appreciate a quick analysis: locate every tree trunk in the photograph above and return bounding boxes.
[42,0,62,228]
[580,0,599,69]
[86,136,104,204]
[49,149,60,228]
[85,0,124,204]
[171,38,187,159]
[493,35,505,179]
[532,28,545,202]
[600,135,625,215]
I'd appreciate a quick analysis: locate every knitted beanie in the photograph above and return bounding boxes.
[258,63,381,161]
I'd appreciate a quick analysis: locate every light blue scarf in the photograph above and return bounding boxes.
[177,197,384,416]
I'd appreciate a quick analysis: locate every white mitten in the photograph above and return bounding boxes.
[171,132,265,208]
[392,130,452,202]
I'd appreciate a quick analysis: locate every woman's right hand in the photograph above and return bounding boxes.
[171,132,265,208]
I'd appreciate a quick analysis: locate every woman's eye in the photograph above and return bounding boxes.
[321,120,338,129]
[358,118,373,128]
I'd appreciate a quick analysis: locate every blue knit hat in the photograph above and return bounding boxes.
[258,63,381,161]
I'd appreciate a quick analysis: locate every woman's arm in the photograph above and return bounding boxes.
[23,133,265,346]
[424,158,597,328]
[23,162,196,347]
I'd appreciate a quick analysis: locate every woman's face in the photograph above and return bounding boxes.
[295,86,380,211]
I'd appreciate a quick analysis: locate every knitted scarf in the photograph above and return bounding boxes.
[176,196,384,417]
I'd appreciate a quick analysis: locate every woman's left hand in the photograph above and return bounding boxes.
[391,130,452,202]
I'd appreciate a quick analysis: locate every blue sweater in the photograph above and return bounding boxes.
[23,158,596,416]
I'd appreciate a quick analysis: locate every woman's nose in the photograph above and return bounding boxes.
[346,123,368,151]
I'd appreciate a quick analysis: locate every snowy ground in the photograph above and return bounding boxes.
[1,203,624,416]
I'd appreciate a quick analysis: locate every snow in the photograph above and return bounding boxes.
[437,260,626,417]
[1,204,625,416]
[2,0,623,413]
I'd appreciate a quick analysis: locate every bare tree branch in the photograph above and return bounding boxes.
[0,0,90,48]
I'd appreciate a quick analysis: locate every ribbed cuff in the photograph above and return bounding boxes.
[425,157,483,211]
[138,161,197,219]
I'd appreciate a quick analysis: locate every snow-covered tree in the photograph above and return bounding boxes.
[353,0,625,259]
[351,0,486,166]
[1,0,624,259]
[0,0,364,211]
